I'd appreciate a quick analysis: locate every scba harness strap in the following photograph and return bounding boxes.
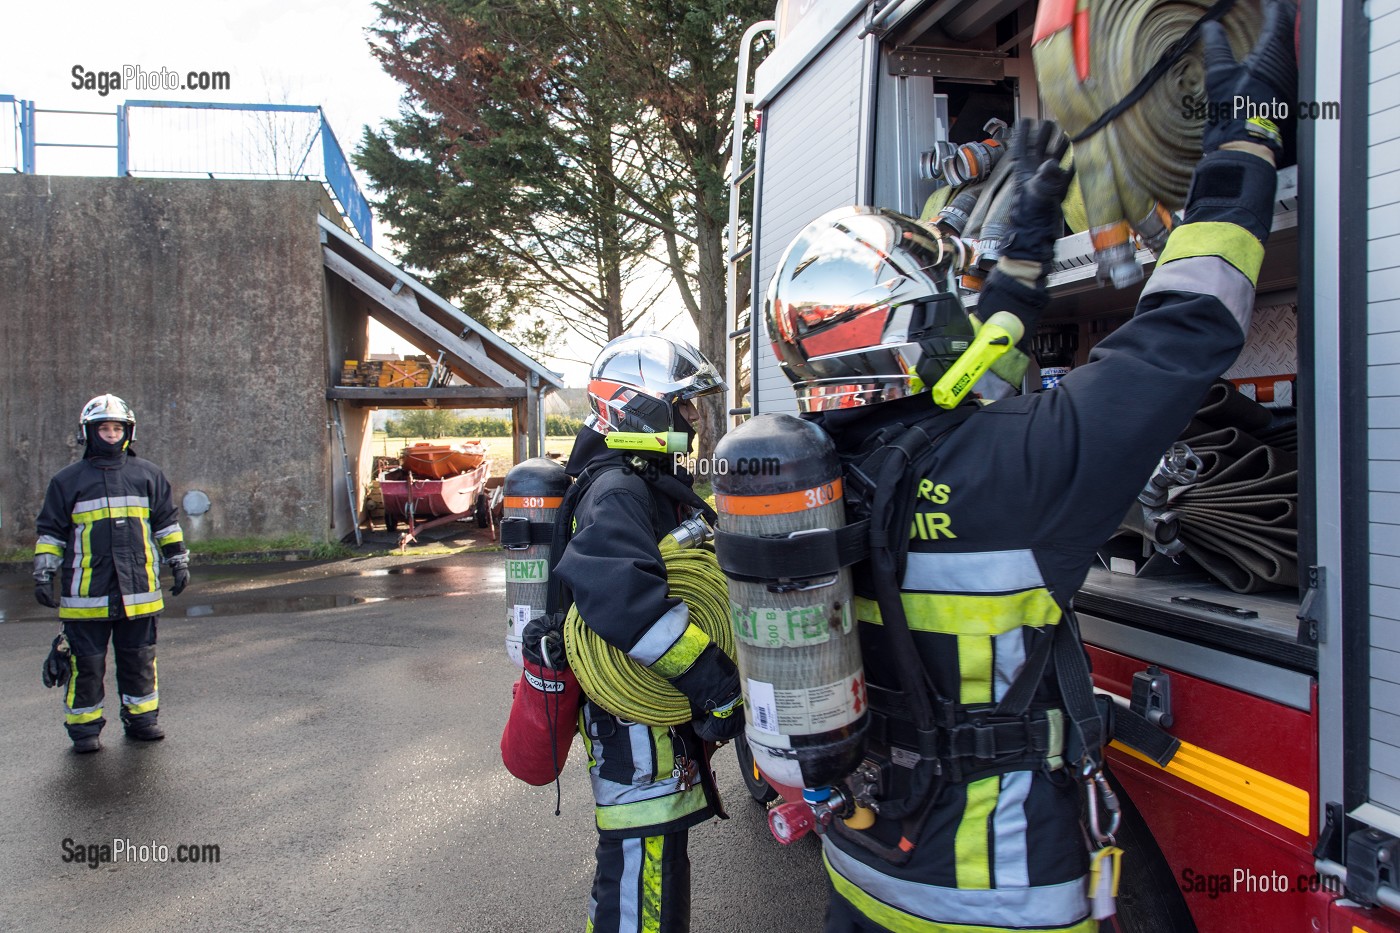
[716,405,1176,859]
[542,454,718,629]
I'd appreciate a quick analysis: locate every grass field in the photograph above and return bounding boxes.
[370,433,578,474]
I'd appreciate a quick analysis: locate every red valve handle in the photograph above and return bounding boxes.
[769,801,816,845]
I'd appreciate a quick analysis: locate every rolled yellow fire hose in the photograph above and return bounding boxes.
[1031,0,1263,287]
[563,538,735,727]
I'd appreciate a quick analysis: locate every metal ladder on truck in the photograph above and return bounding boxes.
[724,20,775,427]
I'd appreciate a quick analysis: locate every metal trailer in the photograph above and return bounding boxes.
[724,1,1400,930]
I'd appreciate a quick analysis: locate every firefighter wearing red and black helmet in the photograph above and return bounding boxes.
[33,394,190,754]
[763,6,1296,930]
[500,333,738,932]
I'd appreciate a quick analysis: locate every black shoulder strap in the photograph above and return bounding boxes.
[542,457,715,622]
[854,407,975,727]
[543,461,621,622]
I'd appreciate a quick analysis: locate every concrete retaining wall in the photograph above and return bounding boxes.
[0,175,334,550]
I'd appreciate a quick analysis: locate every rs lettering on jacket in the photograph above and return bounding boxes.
[911,481,955,540]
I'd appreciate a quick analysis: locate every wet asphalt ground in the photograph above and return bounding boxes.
[0,537,826,932]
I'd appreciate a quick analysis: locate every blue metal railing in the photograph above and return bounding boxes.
[0,95,372,247]
[1,95,33,173]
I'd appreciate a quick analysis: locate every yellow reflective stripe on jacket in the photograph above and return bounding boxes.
[156,528,184,546]
[855,591,1062,635]
[35,542,64,557]
[648,622,712,679]
[140,516,157,592]
[824,850,1099,933]
[958,635,993,705]
[954,776,999,890]
[1156,221,1264,285]
[60,605,113,620]
[594,784,709,832]
[70,504,153,524]
[79,522,94,596]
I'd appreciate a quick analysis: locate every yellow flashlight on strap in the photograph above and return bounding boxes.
[604,431,691,453]
[931,311,1026,409]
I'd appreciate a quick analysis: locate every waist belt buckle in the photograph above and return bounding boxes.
[971,721,996,761]
[1027,713,1048,756]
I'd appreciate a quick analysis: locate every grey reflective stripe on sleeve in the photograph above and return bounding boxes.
[625,602,690,666]
[38,534,65,549]
[823,838,1091,927]
[154,523,182,540]
[1142,254,1255,335]
[902,549,1045,594]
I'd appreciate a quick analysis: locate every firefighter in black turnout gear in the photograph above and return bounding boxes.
[764,9,1294,929]
[549,333,740,933]
[34,395,189,753]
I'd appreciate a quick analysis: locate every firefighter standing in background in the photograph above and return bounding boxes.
[763,7,1296,931]
[553,334,745,933]
[34,394,190,754]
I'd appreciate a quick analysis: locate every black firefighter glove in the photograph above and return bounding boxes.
[999,119,1074,280]
[968,121,1074,398]
[669,643,745,743]
[43,633,71,688]
[167,548,191,596]
[1199,0,1298,155]
[521,614,569,671]
[33,573,58,609]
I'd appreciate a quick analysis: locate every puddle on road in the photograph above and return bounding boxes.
[183,595,390,617]
[353,567,451,576]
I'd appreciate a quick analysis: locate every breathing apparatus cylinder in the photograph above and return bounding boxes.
[500,458,570,667]
[713,414,868,791]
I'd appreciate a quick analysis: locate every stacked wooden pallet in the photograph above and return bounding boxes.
[339,360,382,386]
[339,358,435,387]
[378,357,431,388]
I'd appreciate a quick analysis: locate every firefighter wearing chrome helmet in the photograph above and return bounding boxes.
[767,13,1293,929]
[33,394,190,753]
[548,333,738,932]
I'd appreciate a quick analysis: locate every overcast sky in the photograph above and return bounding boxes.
[2,0,688,384]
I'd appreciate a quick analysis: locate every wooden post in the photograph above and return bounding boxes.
[526,374,541,459]
[511,399,528,466]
